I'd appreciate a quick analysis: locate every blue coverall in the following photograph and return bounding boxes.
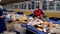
[0,8,6,33]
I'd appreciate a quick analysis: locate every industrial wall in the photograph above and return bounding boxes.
[7,9,60,18]
[2,0,60,18]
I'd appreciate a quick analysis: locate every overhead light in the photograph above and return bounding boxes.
[0,0,1,2]
[49,0,53,1]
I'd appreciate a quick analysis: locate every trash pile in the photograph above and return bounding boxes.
[23,16,60,33]
[3,11,60,34]
[0,31,16,34]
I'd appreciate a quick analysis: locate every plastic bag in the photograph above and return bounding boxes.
[13,24,26,34]
[19,14,27,21]
[11,14,16,21]
[3,31,16,34]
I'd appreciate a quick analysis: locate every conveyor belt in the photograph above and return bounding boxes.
[48,20,60,24]
[21,24,46,34]
[21,20,60,34]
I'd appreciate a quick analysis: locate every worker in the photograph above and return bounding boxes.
[0,8,6,33]
[34,7,45,18]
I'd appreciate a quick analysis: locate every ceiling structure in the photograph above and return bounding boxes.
[0,0,28,5]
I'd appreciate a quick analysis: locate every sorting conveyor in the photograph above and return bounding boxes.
[21,20,60,34]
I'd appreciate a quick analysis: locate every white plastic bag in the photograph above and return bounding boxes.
[3,31,16,34]
[5,14,11,21]
[32,19,43,25]
[13,24,26,34]
[27,19,43,25]
[11,14,16,21]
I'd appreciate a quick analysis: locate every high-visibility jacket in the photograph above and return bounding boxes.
[34,9,42,17]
